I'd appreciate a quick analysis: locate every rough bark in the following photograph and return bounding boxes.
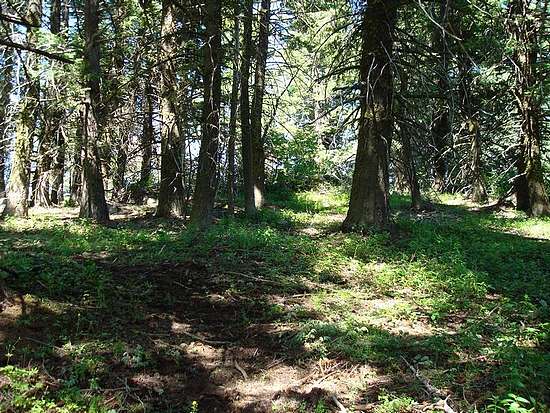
[342,0,397,231]
[430,0,451,193]
[240,0,256,216]
[5,0,41,217]
[507,0,550,216]
[227,7,240,216]
[156,0,185,218]
[79,0,109,222]
[190,0,222,227]
[250,0,271,209]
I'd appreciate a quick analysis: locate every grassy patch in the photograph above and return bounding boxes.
[1,189,549,412]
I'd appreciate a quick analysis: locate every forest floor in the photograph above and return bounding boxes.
[0,189,549,413]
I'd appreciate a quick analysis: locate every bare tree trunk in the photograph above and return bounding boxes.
[250,0,271,209]
[240,0,256,216]
[342,0,397,232]
[227,6,240,216]
[79,0,109,222]
[190,0,222,227]
[468,120,487,203]
[0,51,13,194]
[134,80,154,205]
[430,0,451,193]
[156,0,185,218]
[507,0,550,216]
[5,0,41,217]
[69,112,83,205]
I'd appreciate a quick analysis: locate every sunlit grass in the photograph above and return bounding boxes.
[1,188,549,412]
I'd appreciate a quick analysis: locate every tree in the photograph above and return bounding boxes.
[430,0,452,193]
[79,0,109,221]
[190,0,222,227]
[342,1,398,231]
[250,0,272,208]
[0,49,13,194]
[507,0,550,216]
[156,0,185,218]
[227,4,241,216]
[240,0,256,216]
[5,0,41,217]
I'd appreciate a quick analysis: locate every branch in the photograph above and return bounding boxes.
[0,38,74,63]
[0,12,39,28]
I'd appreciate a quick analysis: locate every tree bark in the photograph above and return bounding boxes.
[240,0,256,216]
[190,0,222,227]
[507,0,550,216]
[430,0,451,193]
[250,0,271,209]
[5,0,41,217]
[79,0,109,222]
[227,6,240,216]
[156,0,185,218]
[342,0,397,232]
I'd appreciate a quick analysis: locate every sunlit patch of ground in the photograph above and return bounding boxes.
[1,190,549,412]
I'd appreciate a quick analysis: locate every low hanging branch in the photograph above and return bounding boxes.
[0,38,74,63]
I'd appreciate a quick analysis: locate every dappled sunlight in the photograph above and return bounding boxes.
[1,190,549,411]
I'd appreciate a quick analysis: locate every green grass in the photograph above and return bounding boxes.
[0,189,549,412]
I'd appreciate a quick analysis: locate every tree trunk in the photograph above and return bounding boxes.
[250,0,271,209]
[227,6,240,216]
[507,0,550,216]
[69,116,83,205]
[190,0,222,227]
[0,51,13,194]
[240,0,256,216]
[134,80,154,205]
[5,0,41,217]
[468,120,487,203]
[156,0,185,218]
[430,0,451,193]
[79,0,109,222]
[35,0,65,207]
[342,0,397,232]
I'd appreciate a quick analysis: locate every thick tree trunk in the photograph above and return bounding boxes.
[190,0,222,227]
[507,0,550,216]
[156,0,185,218]
[250,0,271,209]
[342,1,397,232]
[240,0,256,216]
[430,0,451,193]
[227,7,240,216]
[5,0,41,217]
[79,0,109,222]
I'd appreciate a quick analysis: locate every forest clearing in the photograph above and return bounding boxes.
[0,191,549,412]
[1,0,550,411]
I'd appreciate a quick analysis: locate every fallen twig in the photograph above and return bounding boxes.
[234,360,248,380]
[331,395,348,413]
[180,330,232,345]
[401,357,458,413]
